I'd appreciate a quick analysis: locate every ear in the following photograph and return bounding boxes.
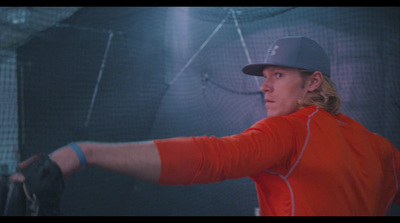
[307,71,323,92]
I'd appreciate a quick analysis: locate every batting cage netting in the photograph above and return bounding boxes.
[0,6,399,216]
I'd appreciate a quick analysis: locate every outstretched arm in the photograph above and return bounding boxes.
[11,115,296,185]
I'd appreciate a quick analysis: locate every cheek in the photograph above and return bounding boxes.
[276,85,304,114]
[286,81,307,100]
[278,86,299,103]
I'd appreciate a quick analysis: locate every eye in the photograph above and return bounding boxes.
[275,73,283,78]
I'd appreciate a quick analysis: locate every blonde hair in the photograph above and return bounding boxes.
[297,70,342,114]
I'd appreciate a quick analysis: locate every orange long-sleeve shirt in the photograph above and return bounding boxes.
[153,106,400,216]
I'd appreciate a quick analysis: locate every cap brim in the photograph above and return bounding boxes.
[242,63,329,77]
[242,63,291,76]
[242,64,269,76]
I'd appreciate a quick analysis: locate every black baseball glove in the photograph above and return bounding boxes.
[17,153,64,216]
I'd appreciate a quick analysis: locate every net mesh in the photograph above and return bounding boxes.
[0,6,399,216]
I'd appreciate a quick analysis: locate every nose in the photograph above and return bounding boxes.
[260,77,273,93]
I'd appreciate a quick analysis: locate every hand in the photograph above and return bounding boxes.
[9,144,82,183]
[9,172,24,182]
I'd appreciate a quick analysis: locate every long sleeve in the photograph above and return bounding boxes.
[154,116,296,185]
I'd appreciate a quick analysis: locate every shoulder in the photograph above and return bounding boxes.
[249,115,293,133]
[247,107,316,135]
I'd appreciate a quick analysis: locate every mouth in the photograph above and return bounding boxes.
[265,99,275,103]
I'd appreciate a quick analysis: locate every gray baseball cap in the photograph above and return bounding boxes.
[242,36,330,77]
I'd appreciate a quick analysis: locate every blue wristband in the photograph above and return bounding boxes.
[69,142,87,167]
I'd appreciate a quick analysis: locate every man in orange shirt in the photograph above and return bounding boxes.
[12,36,400,216]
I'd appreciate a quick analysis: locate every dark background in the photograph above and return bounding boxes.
[15,7,400,216]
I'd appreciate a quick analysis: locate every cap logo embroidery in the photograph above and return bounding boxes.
[270,45,279,56]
